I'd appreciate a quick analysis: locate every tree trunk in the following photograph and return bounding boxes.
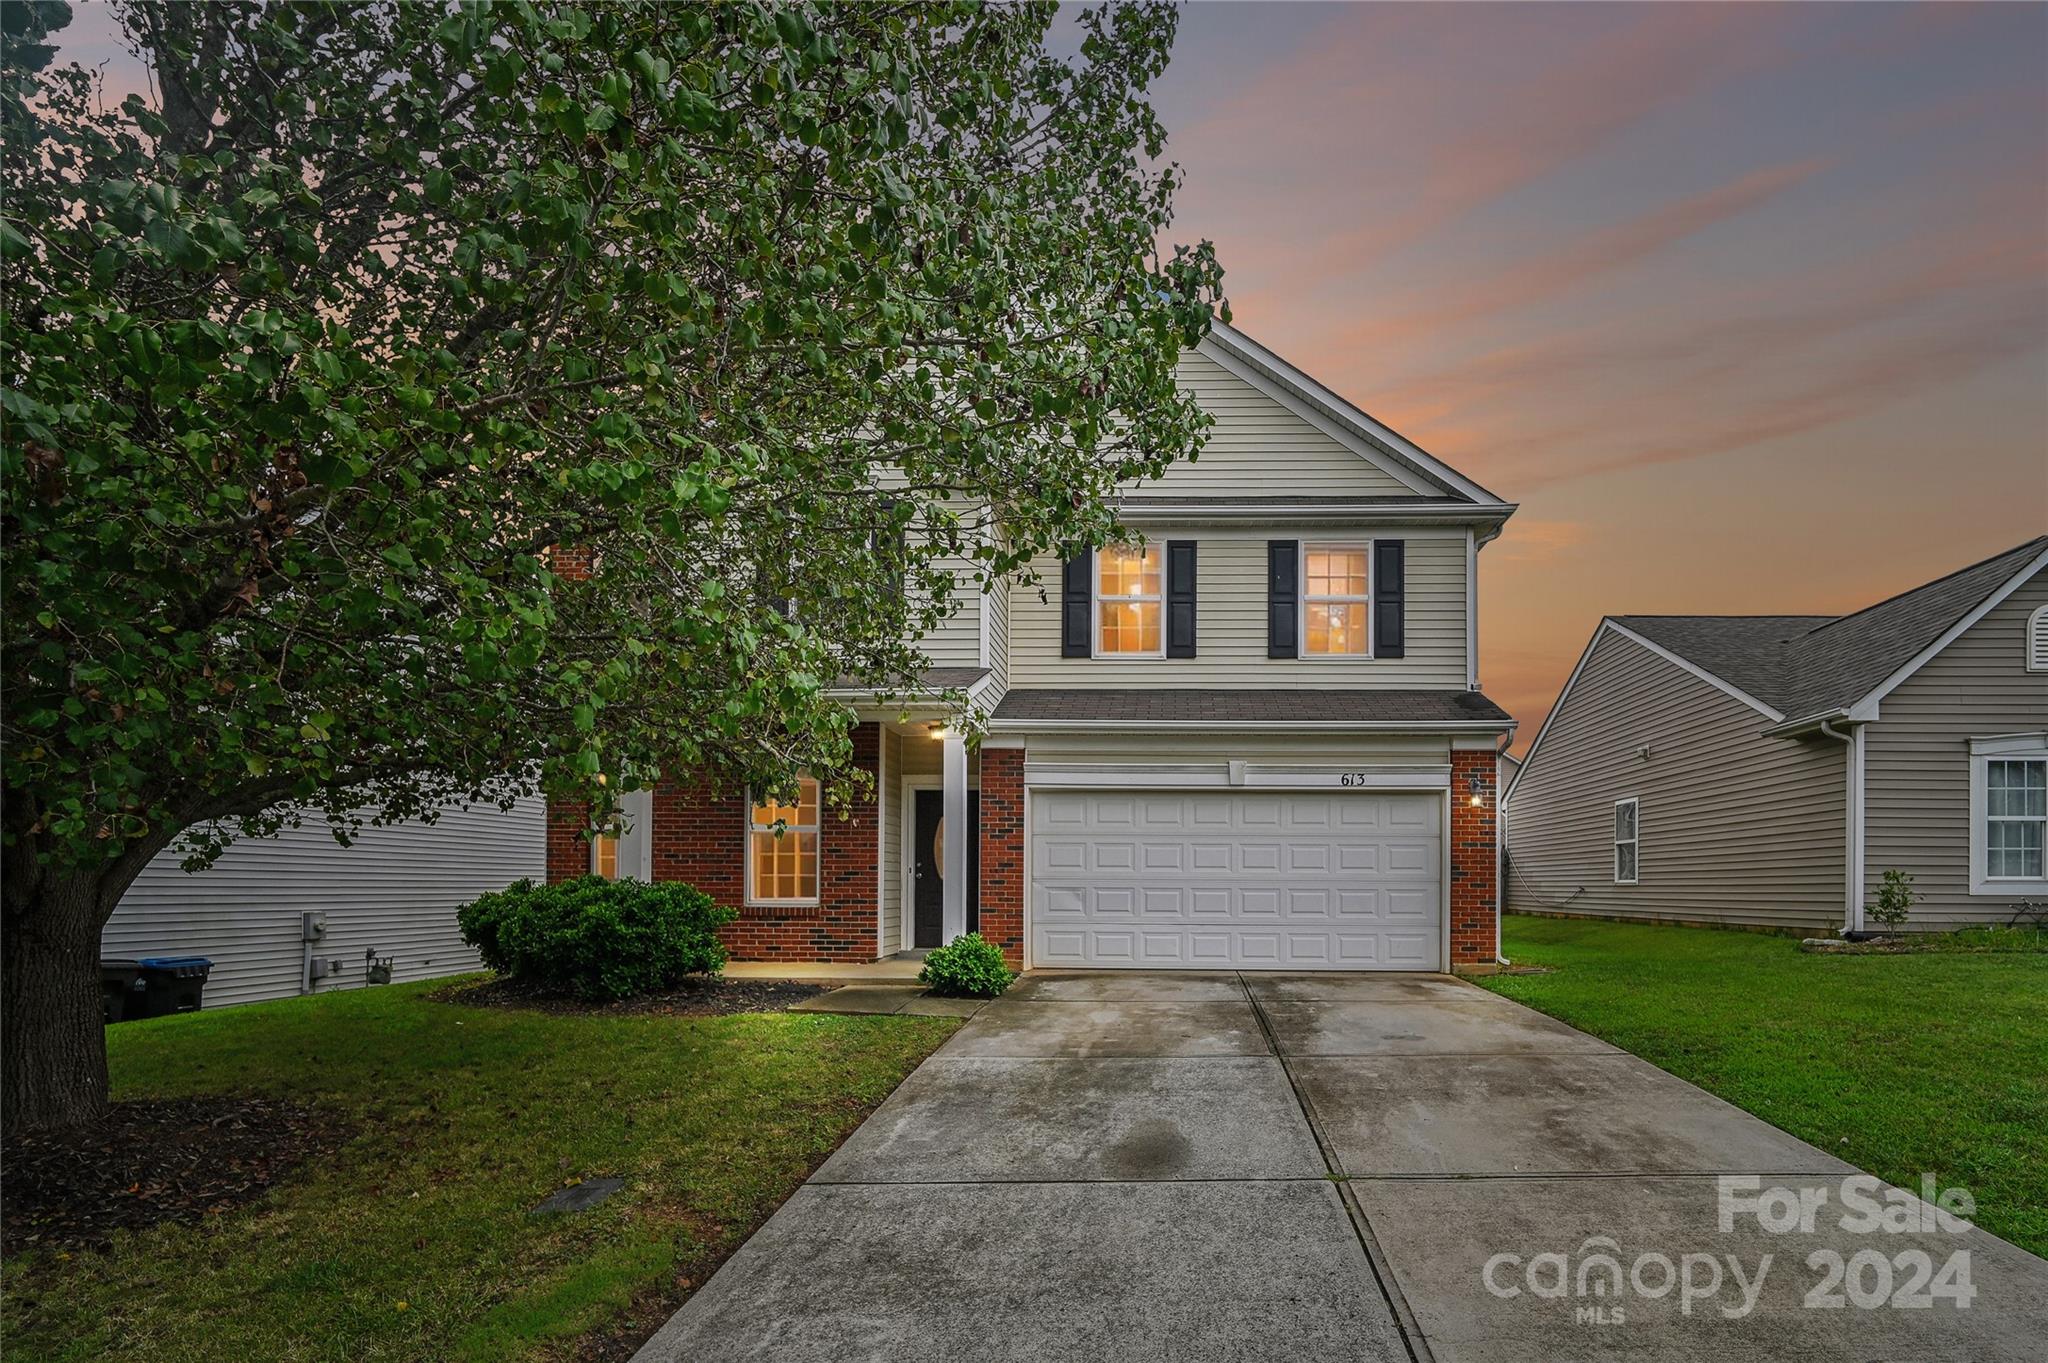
[3,866,117,1133]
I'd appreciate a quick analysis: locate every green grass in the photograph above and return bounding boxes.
[2,979,957,1363]
[1478,915,2048,1257]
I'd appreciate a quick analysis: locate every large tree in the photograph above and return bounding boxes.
[1,0,1223,1131]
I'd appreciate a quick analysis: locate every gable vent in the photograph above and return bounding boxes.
[2030,604,2048,672]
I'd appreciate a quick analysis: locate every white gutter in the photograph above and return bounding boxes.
[1494,730,1513,966]
[987,718,1518,736]
[1115,502,1518,524]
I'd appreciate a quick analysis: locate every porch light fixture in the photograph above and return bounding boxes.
[1466,771,1487,807]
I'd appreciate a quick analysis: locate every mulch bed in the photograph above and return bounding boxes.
[2,1096,348,1256]
[435,975,828,1017]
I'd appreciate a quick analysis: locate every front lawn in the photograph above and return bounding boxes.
[1478,915,2048,1257]
[2,979,956,1362]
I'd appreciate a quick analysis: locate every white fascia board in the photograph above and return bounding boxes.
[1021,767,1453,791]
[1200,323,1512,508]
[1602,621,1786,721]
[1845,548,2048,722]
[1115,502,1518,525]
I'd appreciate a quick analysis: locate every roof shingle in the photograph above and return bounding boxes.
[1613,537,2047,720]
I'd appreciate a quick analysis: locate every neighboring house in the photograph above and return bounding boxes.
[545,322,1518,972]
[1504,538,2048,935]
[104,798,545,1008]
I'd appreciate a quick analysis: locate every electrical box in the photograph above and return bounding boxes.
[306,956,342,981]
[301,911,327,943]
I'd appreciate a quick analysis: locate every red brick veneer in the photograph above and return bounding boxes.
[1449,748,1500,966]
[544,723,882,962]
[977,746,1026,969]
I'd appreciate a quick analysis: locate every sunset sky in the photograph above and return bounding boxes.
[51,4,2048,747]
[1151,2,2048,744]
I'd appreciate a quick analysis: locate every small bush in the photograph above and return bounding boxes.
[1869,868,1917,930]
[918,933,1014,998]
[458,876,735,1000]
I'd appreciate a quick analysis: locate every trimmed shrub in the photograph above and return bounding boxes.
[918,933,1014,998]
[457,876,735,1000]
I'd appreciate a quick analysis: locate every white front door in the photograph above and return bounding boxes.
[1030,789,1443,970]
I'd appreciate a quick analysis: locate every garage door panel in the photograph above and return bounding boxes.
[1030,790,1443,971]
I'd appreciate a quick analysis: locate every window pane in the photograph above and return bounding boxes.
[1304,602,1366,655]
[1305,549,1368,597]
[1617,844,1637,881]
[1615,803,1636,840]
[1098,600,1160,654]
[1097,546,1160,597]
[593,835,618,880]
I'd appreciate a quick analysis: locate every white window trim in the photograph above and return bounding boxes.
[1967,733,2048,895]
[590,789,654,881]
[1091,544,1165,659]
[1299,540,1374,660]
[2028,604,2048,672]
[746,777,822,907]
[1613,796,1640,885]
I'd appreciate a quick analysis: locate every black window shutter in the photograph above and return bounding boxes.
[1374,539,1405,659]
[1267,540,1299,659]
[1061,549,1093,658]
[1166,540,1197,658]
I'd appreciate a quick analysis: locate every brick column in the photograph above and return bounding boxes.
[1449,748,1500,967]
[978,746,1025,969]
[545,798,590,883]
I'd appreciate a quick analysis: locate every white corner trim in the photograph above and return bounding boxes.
[1847,725,1865,932]
[1201,322,1510,507]
[1965,731,2048,897]
[1847,548,2048,721]
[875,727,889,956]
[1604,621,1787,721]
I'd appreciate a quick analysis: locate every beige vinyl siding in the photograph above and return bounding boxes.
[103,798,544,1010]
[1862,570,2048,929]
[1146,350,1422,497]
[879,728,904,955]
[1504,631,1846,932]
[915,555,983,669]
[1005,530,1467,689]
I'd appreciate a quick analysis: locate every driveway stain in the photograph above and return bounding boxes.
[1104,1120,1193,1178]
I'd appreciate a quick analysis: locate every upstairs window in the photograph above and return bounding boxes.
[1613,798,1639,884]
[1302,544,1370,657]
[1095,545,1162,656]
[749,778,820,904]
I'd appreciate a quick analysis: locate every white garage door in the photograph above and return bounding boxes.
[1030,789,1443,970]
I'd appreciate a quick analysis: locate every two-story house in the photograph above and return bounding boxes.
[543,323,1518,972]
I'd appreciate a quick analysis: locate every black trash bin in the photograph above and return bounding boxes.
[100,959,144,1023]
[132,956,213,1018]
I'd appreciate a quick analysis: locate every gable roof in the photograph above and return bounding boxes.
[1614,536,2048,723]
[1199,322,1511,509]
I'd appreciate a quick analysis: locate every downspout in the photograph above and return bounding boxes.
[1493,731,1513,966]
[1819,720,1863,934]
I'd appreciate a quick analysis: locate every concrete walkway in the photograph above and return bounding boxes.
[634,971,2048,1363]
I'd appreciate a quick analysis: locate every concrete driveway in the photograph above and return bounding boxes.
[635,971,2048,1363]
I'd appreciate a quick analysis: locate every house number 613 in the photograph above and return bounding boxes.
[1337,772,1371,787]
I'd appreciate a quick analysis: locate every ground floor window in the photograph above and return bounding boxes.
[1613,797,1639,884]
[1969,735,2048,893]
[749,778,820,904]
